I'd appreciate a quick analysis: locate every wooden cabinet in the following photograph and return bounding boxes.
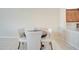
[66,9,79,22]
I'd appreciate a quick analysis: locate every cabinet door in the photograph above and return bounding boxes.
[66,9,79,22]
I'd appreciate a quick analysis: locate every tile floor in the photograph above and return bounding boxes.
[52,32,76,50]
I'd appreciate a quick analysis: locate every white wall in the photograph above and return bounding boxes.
[0,8,60,37]
[59,9,66,31]
[0,38,18,49]
[32,9,60,30]
[0,9,32,37]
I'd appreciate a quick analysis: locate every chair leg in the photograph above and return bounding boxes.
[22,42,25,49]
[18,42,21,50]
[40,42,45,50]
[40,42,42,50]
[49,42,53,50]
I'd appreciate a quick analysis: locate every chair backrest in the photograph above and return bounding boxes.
[17,28,26,38]
[25,31,42,50]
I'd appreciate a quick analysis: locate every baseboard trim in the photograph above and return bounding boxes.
[0,36,17,38]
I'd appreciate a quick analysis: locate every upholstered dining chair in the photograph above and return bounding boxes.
[40,28,53,50]
[17,28,27,50]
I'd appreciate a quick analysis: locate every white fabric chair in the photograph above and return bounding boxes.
[40,28,53,50]
[17,28,27,49]
[25,31,42,50]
